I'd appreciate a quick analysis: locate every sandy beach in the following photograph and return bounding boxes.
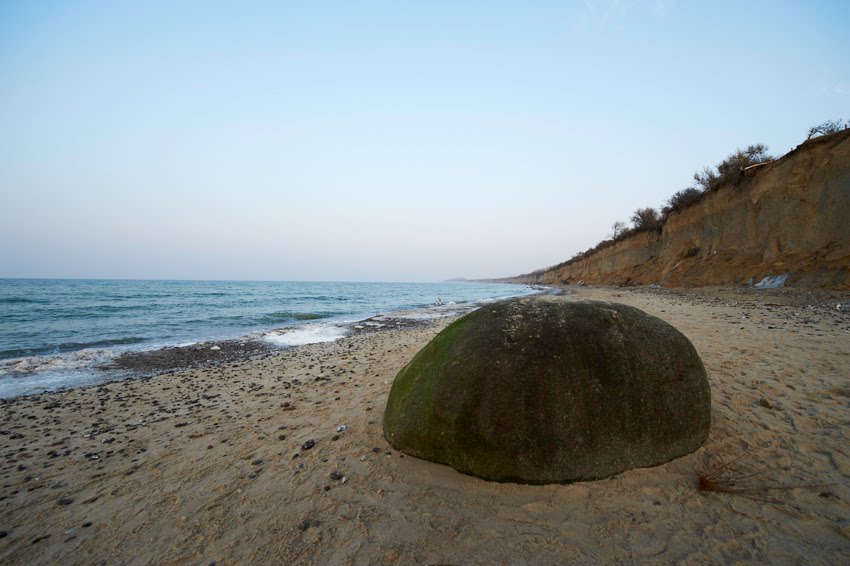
[1,286,849,564]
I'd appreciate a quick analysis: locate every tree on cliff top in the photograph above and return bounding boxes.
[807,119,846,139]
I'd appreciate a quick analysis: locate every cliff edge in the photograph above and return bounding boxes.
[513,130,850,290]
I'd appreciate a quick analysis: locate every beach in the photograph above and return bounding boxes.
[1,286,849,564]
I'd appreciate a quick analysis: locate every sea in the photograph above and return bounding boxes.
[0,279,536,399]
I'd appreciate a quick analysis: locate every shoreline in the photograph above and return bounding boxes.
[1,287,547,400]
[1,285,848,564]
[102,313,442,379]
[0,313,448,402]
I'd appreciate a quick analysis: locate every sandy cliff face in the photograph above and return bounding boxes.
[520,130,850,289]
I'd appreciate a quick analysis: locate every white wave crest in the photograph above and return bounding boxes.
[0,349,120,399]
[262,324,348,347]
[0,349,115,377]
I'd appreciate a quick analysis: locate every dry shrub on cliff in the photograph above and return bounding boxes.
[807,119,846,139]
[610,221,627,239]
[692,166,719,192]
[663,187,704,215]
[693,144,772,192]
[631,207,661,231]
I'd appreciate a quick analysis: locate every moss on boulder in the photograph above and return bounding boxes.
[383,297,711,484]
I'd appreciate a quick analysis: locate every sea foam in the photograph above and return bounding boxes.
[262,323,349,347]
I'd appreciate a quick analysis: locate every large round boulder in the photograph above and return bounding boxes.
[383,296,711,484]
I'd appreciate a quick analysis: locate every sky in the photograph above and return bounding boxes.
[1,1,848,282]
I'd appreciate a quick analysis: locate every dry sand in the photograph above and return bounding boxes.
[1,287,849,564]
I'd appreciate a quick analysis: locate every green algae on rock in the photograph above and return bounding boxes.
[383,296,711,484]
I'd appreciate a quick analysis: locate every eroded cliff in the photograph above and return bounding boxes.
[516,130,850,289]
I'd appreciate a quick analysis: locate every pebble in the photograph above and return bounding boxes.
[329,471,344,480]
[301,439,316,450]
[297,519,321,531]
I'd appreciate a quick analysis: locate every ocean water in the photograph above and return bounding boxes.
[0,279,534,398]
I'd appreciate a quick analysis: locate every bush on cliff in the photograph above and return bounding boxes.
[693,144,772,192]
[610,221,627,239]
[662,187,704,215]
[631,207,661,231]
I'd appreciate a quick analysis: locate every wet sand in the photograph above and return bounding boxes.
[1,287,849,564]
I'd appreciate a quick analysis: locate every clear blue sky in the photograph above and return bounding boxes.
[1,1,847,281]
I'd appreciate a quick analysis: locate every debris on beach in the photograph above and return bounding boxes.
[753,273,790,289]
